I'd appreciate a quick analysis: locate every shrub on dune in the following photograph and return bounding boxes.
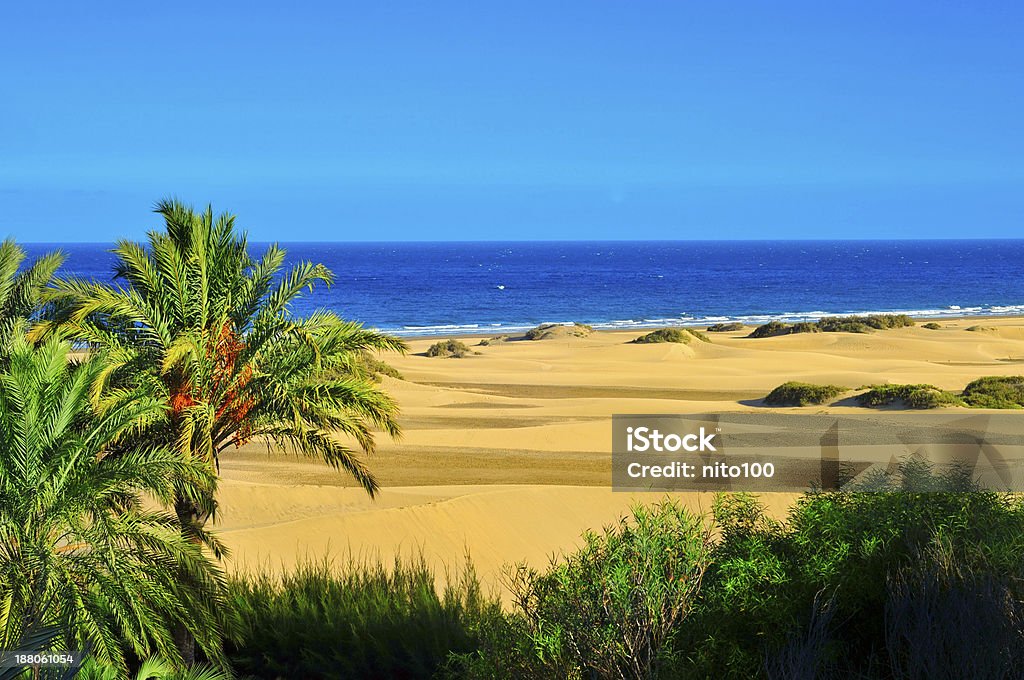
[478,335,509,346]
[524,322,593,340]
[750,314,915,339]
[706,322,744,332]
[426,339,472,358]
[962,376,1024,409]
[856,384,964,409]
[631,328,703,344]
[764,382,846,406]
[748,320,793,338]
[922,322,942,330]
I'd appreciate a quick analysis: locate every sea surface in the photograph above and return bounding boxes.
[24,240,1024,337]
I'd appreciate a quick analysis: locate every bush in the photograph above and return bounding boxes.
[962,375,1024,409]
[457,500,713,679]
[524,322,593,340]
[632,328,690,344]
[966,325,996,332]
[349,352,403,381]
[706,322,744,332]
[748,321,793,338]
[478,335,509,346]
[856,384,965,409]
[686,473,1024,677]
[750,315,916,339]
[426,339,472,358]
[764,382,846,406]
[632,328,709,345]
[227,556,502,680]
[922,322,942,330]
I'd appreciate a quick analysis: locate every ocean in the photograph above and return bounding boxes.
[24,240,1024,337]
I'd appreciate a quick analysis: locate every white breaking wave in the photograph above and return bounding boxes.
[383,304,1024,337]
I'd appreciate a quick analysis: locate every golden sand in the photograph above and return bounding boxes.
[215,317,1024,596]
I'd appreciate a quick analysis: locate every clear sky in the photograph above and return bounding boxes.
[2,2,1021,242]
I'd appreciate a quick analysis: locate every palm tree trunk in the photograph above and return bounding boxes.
[173,493,201,665]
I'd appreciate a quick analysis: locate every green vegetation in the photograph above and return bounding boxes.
[478,335,510,346]
[426,339,473,358]
[524,322,593,340]
[631,327,709,344]
[922,322,942,329]
[0,338,229,674]
[966,325,996,332]
[856,383,965,409]
[449,468,1024,678]
[706,322,744,332]
[0,240,63,355]
[228,556,501,680]
[37,201,405,566]
[747,320,792,338]
[962,375,1024,409]
[749,314,916,338]
[453,500,713,679]
[764,381,846,406]
[349,352,404,381]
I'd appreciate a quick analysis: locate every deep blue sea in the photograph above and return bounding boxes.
[24,241,1024,337]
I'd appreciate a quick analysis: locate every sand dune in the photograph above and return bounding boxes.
[216,317,1024,595]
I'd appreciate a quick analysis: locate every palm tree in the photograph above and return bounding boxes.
[0,239,63,356]
[0,338,229,675]
[34,201,405,657]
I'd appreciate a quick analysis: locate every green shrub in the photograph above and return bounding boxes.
[856,383,964,409]
[227,556,502,680]
[478,335,509,346]
[687,471,1024,677]
[816,316,872,333]
[966,325,996,332]
[764,382,846,406]
[922,322,942,330]
[348,352,403,381]
[524,322,593,340]
[706,322,744,332]
[631,328,709,345]
[426,339,472,358]
[457,500,713,679]
[962,375,1024,409]
[750,315,916,339]
[789,321,820,334]
[632,328,690,344]
[748,321,793,338]
[687,328,711,343]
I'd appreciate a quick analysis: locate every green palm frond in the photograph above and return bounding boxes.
[0,339,228,675]
[42,199,406,514]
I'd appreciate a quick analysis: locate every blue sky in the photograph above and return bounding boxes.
[1,2,1021,241]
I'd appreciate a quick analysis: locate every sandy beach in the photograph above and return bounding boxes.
[215,317,1024,595]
